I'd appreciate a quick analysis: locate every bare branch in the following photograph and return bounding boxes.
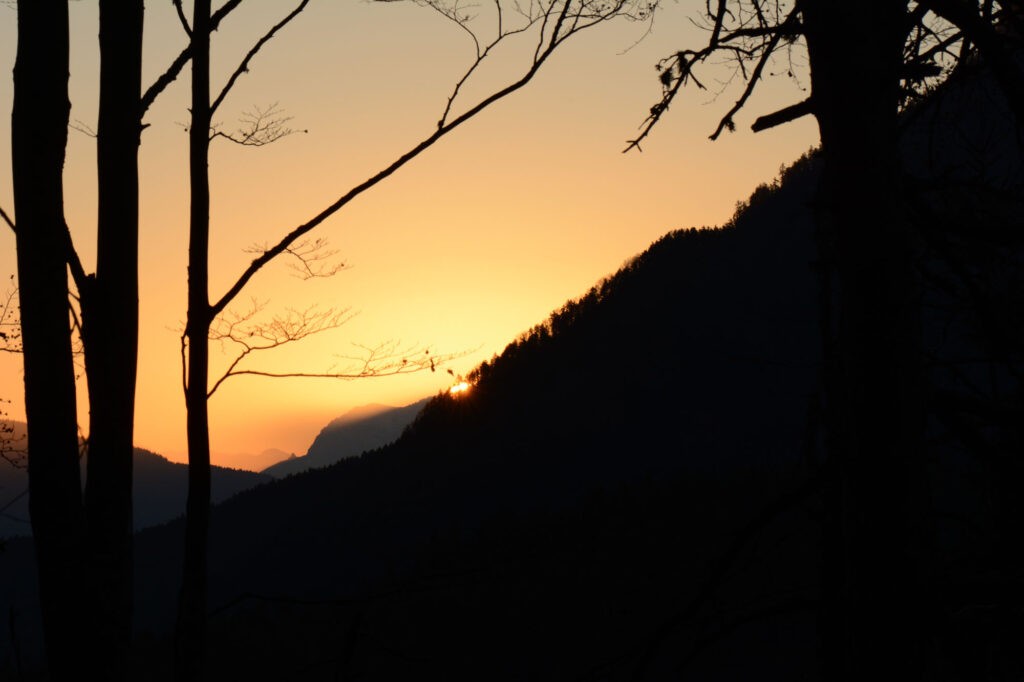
[244,237,349,280]
[709,6,800,140]
[173,0,192,37]
[141,0,244,115]
[61,221,89,296]
[750,96,811,132]
[209,103,305,147]
[211,0,652,318]
[69,119,98,138]
[0,279,21,355]
[282,238,348,279]
[181,331,188,397]
[211,0,310,115]
[428,0,543,128]
[625,0,799,151]
[0,206,15,235]
[208,302,360,396]
[217,342,468,385]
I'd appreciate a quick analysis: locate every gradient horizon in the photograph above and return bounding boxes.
[0,1,817,469]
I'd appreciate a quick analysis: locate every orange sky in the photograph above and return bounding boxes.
[0,1,817,470]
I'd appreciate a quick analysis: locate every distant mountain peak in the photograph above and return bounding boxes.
[260,399,428,478]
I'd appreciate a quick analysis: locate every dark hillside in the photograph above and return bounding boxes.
[123,64,1024,672]
[0,435,268,538]
[2,62,1021,681]
[127,157,826,679]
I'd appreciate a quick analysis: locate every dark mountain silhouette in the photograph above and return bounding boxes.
[1,62,1021,680]
[129,448,271,530]
[221,447,295,473]
[0,434,269,539]
[261,400,429,478]
[123,157,827,679]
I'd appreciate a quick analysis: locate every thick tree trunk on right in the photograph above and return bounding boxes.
[804,2,928,680]
[12,1,90,679]
[174,1,214,679]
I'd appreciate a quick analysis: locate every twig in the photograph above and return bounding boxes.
[212,0,646,318]
[211,0,310,115]
[141,0,244,115]
[0,206,15,235]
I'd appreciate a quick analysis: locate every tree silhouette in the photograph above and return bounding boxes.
[5,2,249,678]
[79,5,144,676]
[628,2,1023,679]
[173,1,656,678]
[10,5,87,679]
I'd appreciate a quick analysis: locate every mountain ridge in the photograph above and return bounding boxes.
[2,62,1021,678]
[0,438,270,538]
[261,399,429,478]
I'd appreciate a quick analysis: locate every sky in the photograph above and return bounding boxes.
[0,0,817,470]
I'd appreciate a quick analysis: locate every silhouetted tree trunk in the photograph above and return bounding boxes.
[11,1,91,678]
[80,2,144,678]
[803,2,927,679]
[166,2,648,677]
[175,1,214,678]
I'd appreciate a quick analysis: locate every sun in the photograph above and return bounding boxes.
[448,381,470,396]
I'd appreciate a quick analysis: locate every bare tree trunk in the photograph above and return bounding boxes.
[804,2,928,679]
[174,1,213,679]
[81,2,144,678]
[12,1,91,679]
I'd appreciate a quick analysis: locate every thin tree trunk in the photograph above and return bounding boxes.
[174,1,213,679]
[81,2,145,678]
[804,2,928,679]
[12,1,91,679]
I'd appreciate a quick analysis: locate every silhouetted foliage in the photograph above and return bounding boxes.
[632,4,1024,679]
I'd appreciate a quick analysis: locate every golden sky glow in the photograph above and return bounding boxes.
[0,1,817,469]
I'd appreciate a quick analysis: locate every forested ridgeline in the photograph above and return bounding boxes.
[1,61,1021,680]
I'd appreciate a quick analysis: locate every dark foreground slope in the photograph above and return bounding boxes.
[0,439,268,538]
[127,159,827,680]
[2,64,1022,680]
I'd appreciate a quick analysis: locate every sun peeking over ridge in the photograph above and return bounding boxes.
[446,369,471,396]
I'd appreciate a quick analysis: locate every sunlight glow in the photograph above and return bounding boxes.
[448,381,470,396]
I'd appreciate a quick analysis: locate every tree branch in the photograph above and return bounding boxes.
[207,302,357,397]
[140,0,244,115]
[208,314,459,397]
[626,0,809,151]
[430,0,542,128]
[0,206,14,235]
[211,0,310,115]
[750,96,812,132]
[210,103,303,147]
[62,221,89,295]
[709,5,801,140]
[917,0,1024,124]
[0,281,21,355]
[211,0,648,319]
[173,0,192,37]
